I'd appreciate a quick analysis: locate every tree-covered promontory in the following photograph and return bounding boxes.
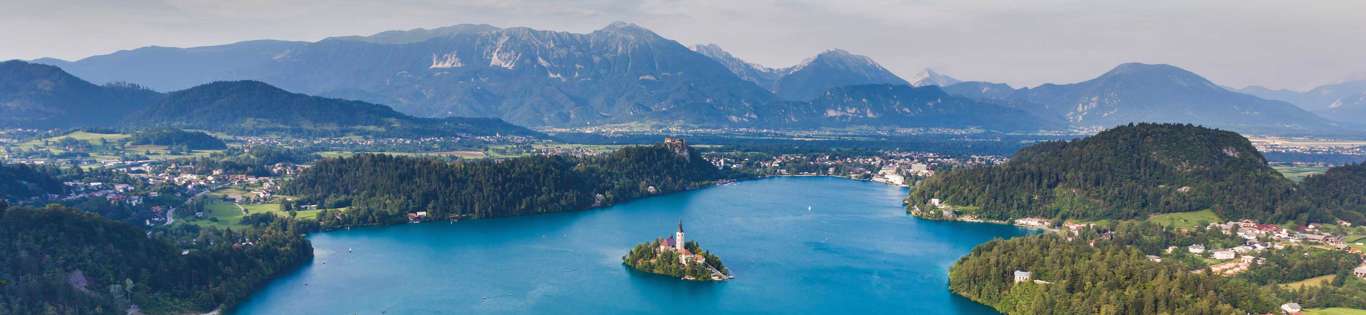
[909,123,1317,223]
[949,222,1279,314]
[286,139,746,228]
[0,205,313,314]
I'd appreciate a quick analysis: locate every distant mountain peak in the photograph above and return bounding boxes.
[692,43,778,72]
[182,80,287,93]
[909,68,962,87]
[595,21,658,37]
[1101,62,1198,78]
[1092,62,1220,90]
[797,49,878,69]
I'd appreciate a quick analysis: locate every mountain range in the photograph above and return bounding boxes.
[941,63,1343,135]
[26,22,1362,136]
[1239,80,1366,125]
[0,60,535,137]
[692,44,910,101]
[28,23,1057,132]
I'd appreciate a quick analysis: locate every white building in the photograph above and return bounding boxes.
[1188,244,1206,254]
[1354,263,1366,279]
[1013,270,1032,283]
[1281,302,1302,314]
[1212,250,1236,260]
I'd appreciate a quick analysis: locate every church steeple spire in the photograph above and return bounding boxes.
[674,220,686,251]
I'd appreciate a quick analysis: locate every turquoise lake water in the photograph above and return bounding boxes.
[235,176,1029,314]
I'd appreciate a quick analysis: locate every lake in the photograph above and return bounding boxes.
[235,176,1029,314]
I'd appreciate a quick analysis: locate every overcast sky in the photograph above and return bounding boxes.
[2,0,1363,90]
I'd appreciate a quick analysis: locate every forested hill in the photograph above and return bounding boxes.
[1301,163,1366,223]
[285,139,745,227]
[129,80,539,137]
[908,123,1308,222]
[0,205,313,314]
[949,223,1278,314]
[0,163,63,201]
[0,60,161,129]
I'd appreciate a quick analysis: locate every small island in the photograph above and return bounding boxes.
[623,222,732,281]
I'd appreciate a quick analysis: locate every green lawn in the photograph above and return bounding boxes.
[182,193,320,230]
[1148,209,1220,230]
[1306,308,1366,315]
[1280,274,1337,290]
[1274,165,1330,183]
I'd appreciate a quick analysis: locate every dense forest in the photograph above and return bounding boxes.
[128,128,227,150]
[949,220,1366,314]
[1300,163,1366,223]
[909,123,1346,224]
[622,240,729,281]
[0,163,63,201]
[949,224,1278,314]
[286,140,744,228]
[0,205,313,314]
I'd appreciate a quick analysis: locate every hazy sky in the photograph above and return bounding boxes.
[3,0,1364,90]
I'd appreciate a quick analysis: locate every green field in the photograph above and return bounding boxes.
[1274,165,1330,183]
[11,131,223,162]
[1147,209,1220,229]
[181,191,320,230]
[1306,308,1366,315]
[1280,274,1337,290]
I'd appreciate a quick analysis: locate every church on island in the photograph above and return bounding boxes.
[656,222,706,266]
[622,221,732,281]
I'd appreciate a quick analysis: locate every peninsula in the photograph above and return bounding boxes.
[623,222,732,281]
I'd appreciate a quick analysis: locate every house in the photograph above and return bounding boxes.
[1013,270,1032,283]
[1146,255,1162,263]
[1355,263,1366,279]
[1188,244,1206,254]
[1281,302,1302,315]
[406,211,429,223]
[1212,250,1236,260]
[1015,217,1050,228]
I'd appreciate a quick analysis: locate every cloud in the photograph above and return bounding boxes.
[1,0,1363,90]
